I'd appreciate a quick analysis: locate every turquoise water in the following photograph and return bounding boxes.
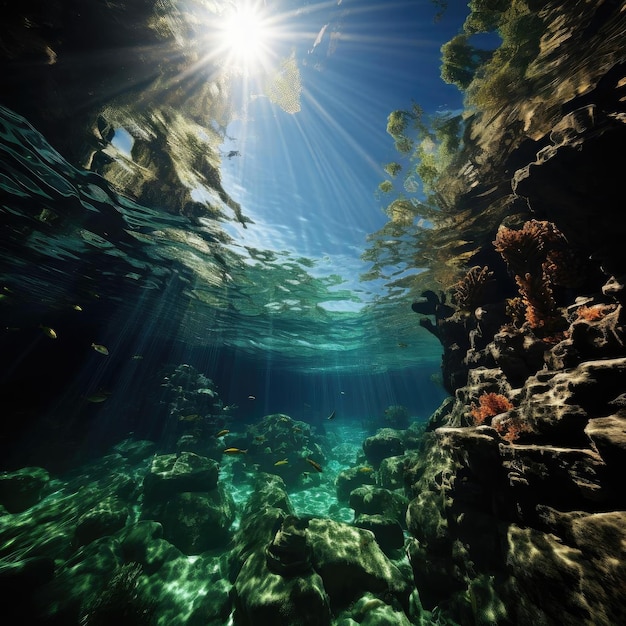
[0,1,477,624]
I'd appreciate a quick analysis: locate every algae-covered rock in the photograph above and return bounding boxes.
[74,496,130,547]
[348,486,409,528]
[142,452,219,502]
[307,517,411,607]
[233,549,331,626]
[354,514,405,555]
[155,484,236,554]
[335,466,376,503]
[0,466,50,513]
[362,429,406,466]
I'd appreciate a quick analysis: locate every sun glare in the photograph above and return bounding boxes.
[220,3,271,72]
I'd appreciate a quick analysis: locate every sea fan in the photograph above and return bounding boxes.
[451,265,495,312]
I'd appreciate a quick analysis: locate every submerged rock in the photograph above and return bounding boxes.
[362,429,406,466]
[142,451,219,502]
[0,466,50,513]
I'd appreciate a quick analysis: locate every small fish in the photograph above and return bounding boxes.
[86,391,111,403]
[274,459,288,466]
[254,435,266,442]
[359,466,374,473]
[73,305,82,312]
[303,403,311,408]
[224,447,247,455]
[179,414,201,422]
[131,354,143,360]
[327,410,336,421]
[305,458,323,473]
[91,343,109,355]
[340,391,345,395]
[293,426,302,433]
[398,342,408,348]
[248,395,256,400]
[215,429,230,438]
[40,325,57,339]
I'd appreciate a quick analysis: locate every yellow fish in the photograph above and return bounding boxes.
[274,459,288,466]
[73,305,82,311]
[305,458,323,473]
[359,466,374,473]
[91,343,109,355]
[179,414,201,422]
[215,429,230,438]
[224,447,247,455]
[41,325,57,339]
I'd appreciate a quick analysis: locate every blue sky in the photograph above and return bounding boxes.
[215,0,470,301]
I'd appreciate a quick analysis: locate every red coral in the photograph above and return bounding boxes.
[470,392,513,425]
[493,220,568,335]
[493,413,533,442]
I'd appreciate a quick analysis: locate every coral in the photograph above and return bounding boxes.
[470,392,514,425]
[493,413,533,443]
[451,265,495,312]
[576,303,615,322]
[494,220,569,334]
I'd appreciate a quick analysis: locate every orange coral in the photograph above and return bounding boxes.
[493,414,533,442]
[493,220,568,334]
[470,392,513,425]
[576,304,615,321]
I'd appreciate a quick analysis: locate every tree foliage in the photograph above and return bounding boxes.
[441,34,494,90]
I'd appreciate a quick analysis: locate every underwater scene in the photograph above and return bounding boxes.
[2,1,626,624]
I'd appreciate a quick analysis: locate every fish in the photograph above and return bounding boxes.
[91,343,109,355]
[40,325,57,339]
[398,342,408,348]
[274,459,288,466]
[254,435,266,442]
[179,414,201,422]
[215,429,230,438]
[73,305,82,311]
[340,391,345,395]
[359,466,374,473]
[248,395,256,400]
[327,410,336,421]
[131,354,143,360]
[305,458,323,472]
[85,391,111,403]
[224,447,247,455]
[293,426,302,433]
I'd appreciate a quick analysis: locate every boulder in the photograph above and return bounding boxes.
[362,429,405,466]
[307,518,411,607]
[349,486,409,528]
[74,496,130,546]
[335,467,376,503]
[155,484,236,554]
[233,550,331,626]
[0,466,50,513]
[354,514,405,555]
[142,452,219,502]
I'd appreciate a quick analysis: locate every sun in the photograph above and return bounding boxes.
[219,2,272,73]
